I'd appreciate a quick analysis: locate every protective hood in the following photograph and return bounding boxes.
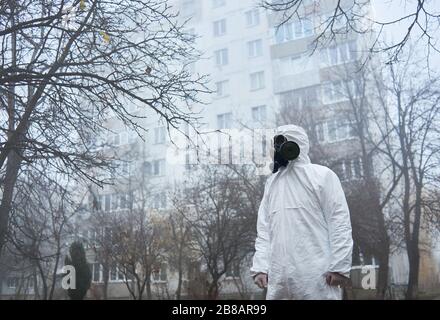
[274,125,311,165]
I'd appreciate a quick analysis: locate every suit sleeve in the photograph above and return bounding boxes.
[322,170,353,277]
[250,181,271,277]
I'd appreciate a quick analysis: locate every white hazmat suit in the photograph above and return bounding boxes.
[251,125,353,300]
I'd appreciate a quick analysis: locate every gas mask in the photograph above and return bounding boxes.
[272,135,301,173]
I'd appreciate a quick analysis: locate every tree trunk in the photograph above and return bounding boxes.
[36,260,48,300]
[146,276,152,300]
[376,246,390,299]
[175,247,184,300]
[207,279,219,300]
[406,192,422,300]
[0,0,18,256]
[406,240,420,299]
[0,151,21,254]
[102,263,109,300]
[48,246,61,300]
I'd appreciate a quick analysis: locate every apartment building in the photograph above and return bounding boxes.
[68,0,431,300]
[73,0,377,299]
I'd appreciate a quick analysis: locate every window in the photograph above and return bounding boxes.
[87,229,99,248]
[315,119,356,143]
[279,87,318,109]
[97,193,127,212]
[104,194,111,211]
[152,159,166,176]
[277,54,314,76]
[119,193,129,209]
[214,48,228,66]
[212,0,226,8]
[347,79,361,98]
[322,80,359,104]
[217,112,232,129]
[333,158,363,181]
[252,105,267,122]
[322,80,344,104]
[245,9,260,27]
[92,263,101,282]
[153,193,167,209]
[247,39,263,58]
[143,161,152,176]
[7,277,19,289]
[109,132,128,146]
[154,126,166,144]
[316,122,325,142]
[327,119,338,141]
[321,41,358,66]
[275,18,313,44]
[215,80,229,98]
[110,265,124,282]
[152,264,168,282]
[128,130,138,144]
[250,71,265,90]
[111,193,119,210]
[181,0,196,16]
[116,160,131,176]
[213,19,226,37]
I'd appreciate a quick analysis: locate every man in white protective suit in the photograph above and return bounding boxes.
[250,125,353,300]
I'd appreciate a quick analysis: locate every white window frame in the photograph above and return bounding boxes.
[110,132,128,147]
[338,157,363,181]
[247,39,263,58]
[152,193,167,210]
[152,263,168,283]
[250,71,265,91]
[251,105,267,122]
[217,112,232,129]
[92,263,102,283]
[245,9,260,27]
[154,126,167,144]
[321,41,358,66]
[275,18,313,44]
[181,0,196,17]
[109,265,126,283]
[316,119,356,143]
[152,159,166,176]
[7,276,19,289]
[215,80,229,98]
[214,48,229,66]
[213,19,226,37]
[322,79,360,104]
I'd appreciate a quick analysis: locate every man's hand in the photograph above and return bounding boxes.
[254,273,268,289]
[324,272,350,287]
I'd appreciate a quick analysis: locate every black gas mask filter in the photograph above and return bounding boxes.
[272,135,301,173]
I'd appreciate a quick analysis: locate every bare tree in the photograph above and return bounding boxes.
[177,165,258,299]
[165,200,193,300]
[262,0,440,64]
[0,0,207,255]
[4,168,78,299]
[86,139,170,300]
[111,208,167,300]
[371,50,440,299]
